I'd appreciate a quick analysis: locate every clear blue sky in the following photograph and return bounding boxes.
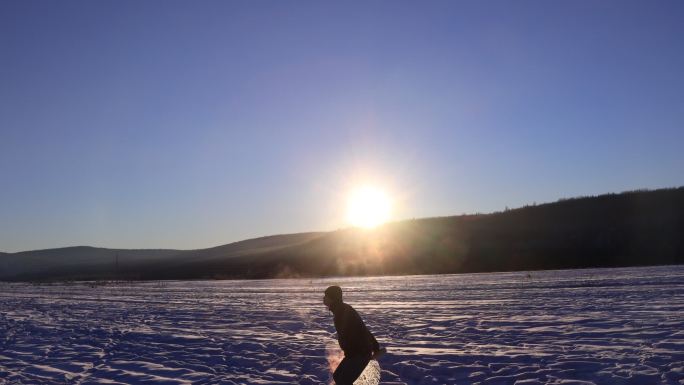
[1,1,683,252]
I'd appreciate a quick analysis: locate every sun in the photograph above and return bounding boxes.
[346,186,392,229]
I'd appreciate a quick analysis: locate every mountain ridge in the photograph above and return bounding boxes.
[1,187,682,281]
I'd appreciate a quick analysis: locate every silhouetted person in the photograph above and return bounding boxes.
[324,285,381,385]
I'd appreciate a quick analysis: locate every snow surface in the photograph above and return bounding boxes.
[1,265,683,385]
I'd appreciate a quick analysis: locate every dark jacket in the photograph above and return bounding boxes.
[331,301,379,357]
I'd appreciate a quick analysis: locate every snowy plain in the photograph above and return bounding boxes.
[0,265,683,385]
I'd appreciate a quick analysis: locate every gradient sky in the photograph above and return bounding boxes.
[1,1,683,252]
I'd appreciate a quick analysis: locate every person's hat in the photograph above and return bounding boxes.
[324,285,343,302]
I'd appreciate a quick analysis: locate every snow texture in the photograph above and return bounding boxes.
[0,265,682,384]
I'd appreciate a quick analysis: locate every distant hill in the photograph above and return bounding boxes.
[0,233,324,281]
[1,187,682,281]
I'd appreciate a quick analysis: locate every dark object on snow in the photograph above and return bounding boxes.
[324,286,381,384]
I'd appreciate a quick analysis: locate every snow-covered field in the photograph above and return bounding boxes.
[1,265,683,385]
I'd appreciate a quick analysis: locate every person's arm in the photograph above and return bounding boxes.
[334,312,352,353]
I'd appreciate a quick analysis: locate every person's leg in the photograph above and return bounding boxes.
[333,355,371,385]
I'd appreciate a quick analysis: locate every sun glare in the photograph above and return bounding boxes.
[346,186,391,229]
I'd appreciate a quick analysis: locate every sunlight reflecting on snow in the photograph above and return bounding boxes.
[0,266,683,384]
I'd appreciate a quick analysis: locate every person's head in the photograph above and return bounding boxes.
[323,285,343,310]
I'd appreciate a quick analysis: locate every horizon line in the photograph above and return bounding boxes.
[2,185,680,254]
